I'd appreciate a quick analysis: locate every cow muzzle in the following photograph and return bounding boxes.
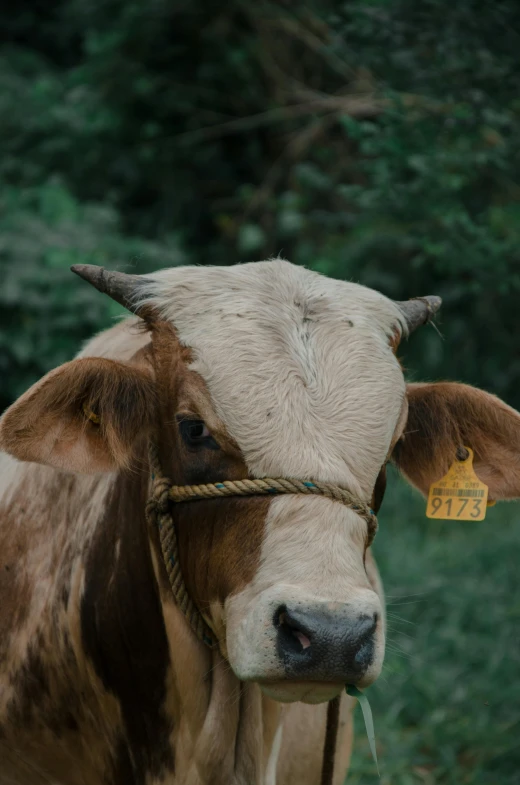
[274,604,377,683]
[226,586,384,704]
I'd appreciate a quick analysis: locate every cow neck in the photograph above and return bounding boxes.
[81,463,278,785]
[173,649,281,784]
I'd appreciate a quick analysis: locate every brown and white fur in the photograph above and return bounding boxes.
[1,259,520,785]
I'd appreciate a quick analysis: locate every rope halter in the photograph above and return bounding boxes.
[146,444,378,648]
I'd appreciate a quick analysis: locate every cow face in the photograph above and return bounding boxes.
[136,260,411,703]
[0,260,442,705]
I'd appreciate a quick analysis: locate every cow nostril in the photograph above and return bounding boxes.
[293,630,311,649]
[274,606,286,629]
[274,606,312,653]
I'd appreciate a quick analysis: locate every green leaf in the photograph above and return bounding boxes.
[346,684,380,776]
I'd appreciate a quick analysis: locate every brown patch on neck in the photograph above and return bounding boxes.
[0,461,176,784]
[81,464,175,783]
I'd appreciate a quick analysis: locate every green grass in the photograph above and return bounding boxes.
[347,467,520,784]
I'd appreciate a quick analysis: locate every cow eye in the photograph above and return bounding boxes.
[177,418,219,449]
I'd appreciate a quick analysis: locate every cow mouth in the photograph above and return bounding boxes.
[257,679,346,705]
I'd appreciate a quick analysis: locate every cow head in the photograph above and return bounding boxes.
[2,260,520,704]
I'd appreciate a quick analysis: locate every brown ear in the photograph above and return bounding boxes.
[392,382,520,500]
[0,357,156,473]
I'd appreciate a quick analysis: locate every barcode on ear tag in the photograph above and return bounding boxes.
[426,447,489,521]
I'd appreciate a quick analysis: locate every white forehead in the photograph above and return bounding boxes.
[140,259,406,498]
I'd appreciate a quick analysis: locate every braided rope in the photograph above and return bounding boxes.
[169,477,377,533]
[146,444,377,649]
[146,446,217,647]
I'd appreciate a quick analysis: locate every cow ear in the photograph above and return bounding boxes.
[0,357,156,473]
[392,382,520,500]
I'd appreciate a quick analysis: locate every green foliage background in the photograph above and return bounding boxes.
[1,1,520,782]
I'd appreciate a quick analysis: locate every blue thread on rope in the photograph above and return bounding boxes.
[303,481,316,488]
[215,483,225,489]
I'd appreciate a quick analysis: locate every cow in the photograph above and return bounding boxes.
[1,259,519,785]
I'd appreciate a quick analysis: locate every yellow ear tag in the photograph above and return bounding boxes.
[426,447,489,521]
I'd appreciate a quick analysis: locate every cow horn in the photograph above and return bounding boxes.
[396,295,442,334]
[71,264,148,316]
